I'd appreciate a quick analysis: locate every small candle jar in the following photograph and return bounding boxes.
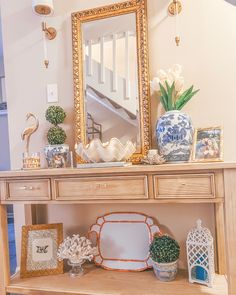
[22,152,41,170]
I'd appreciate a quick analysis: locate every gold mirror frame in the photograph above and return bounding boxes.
[72,0,150,163]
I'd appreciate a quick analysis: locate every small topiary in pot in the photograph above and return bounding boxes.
[45,105,66,126]
[44,105,69,168]
[150,235,180,282]
[47,126,66,145]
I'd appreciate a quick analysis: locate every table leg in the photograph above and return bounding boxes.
[0,205,10,295]
[223,169,236,295]
[215,202,227,274]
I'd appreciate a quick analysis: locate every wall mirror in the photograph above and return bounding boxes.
[72,0,150,163]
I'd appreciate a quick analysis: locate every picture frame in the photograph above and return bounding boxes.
[191,126,223,162]
[20,223,63,278]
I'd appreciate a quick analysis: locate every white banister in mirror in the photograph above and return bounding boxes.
[100,36,105,84]
[112,34,118,92]
[88,40,93,77]
[125,31,131,100]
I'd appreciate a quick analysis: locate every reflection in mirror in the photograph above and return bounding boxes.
[82,13,141,152]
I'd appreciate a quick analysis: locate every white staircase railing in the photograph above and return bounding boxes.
[84,30,138,116]
[86,56,137,116]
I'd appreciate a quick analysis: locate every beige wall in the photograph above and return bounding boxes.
[1,0,236,269]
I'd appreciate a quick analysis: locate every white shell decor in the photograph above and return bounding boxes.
[57,234,97,264]
[75,138,136,163]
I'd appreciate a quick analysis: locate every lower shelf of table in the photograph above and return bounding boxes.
[7,265,228,295]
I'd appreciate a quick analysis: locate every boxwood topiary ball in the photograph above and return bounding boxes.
[45,105,66,126]
[47,126,66,145]
[150,235,180,264]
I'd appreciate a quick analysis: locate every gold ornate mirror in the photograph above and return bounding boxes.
[72,0,150,163]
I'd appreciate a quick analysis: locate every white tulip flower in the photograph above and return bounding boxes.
[150,64,184,93]
[150,64,199,111]
[156,69,167,80]
[174,76,185,94]
[172,64,182,75]
[150,77,161,93]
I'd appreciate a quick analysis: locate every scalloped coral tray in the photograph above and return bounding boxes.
[89,212,160,271]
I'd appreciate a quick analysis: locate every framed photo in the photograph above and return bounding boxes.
[192,126,223,162]
[20,223,63,278]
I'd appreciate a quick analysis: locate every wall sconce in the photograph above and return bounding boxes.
[42,21,57,40]
[224,0,236,6]
[32,0,57,68]
[168,0,182,46]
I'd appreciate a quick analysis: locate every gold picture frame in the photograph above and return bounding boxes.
[20,223,63,278]
[72,0,151,164]
[191,126,223,162]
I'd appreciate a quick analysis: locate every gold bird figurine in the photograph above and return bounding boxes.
[21,113,39,154]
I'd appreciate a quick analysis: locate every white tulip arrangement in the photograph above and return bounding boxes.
[150,64,199,111]
[57,234,97,264]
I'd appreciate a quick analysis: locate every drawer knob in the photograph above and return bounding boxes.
[19,186,37,191]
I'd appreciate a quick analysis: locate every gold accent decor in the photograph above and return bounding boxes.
[72,0,151,164]
[44,60,49,68]
[21,113,39,154]
[168,0,182,16]
[42,22,57,40]
[175,36,180,46]
[22,152,41,170]
[20,223,63,278]
[35,4,52,15]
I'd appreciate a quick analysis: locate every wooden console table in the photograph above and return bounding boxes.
[0,162,235,295]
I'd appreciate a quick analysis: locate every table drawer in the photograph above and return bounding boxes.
[53,176,148,200]
[3,179,51,201]
[154,174,215,198]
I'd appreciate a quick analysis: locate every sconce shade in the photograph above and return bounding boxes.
[225,0,236,5]
[32,0,54,16]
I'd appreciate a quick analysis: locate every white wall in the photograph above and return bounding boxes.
[1,0,236,269]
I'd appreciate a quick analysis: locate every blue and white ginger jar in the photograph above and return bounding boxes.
[156,110,194,162]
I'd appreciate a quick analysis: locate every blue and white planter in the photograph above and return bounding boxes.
[44,144,70,168]
[152,260,178,282]
[156,110,194,163]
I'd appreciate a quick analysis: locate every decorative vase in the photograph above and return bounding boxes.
[44,144,70,168]
[156,110,194,162]
[67,260,84,278]
[152,260,178,282]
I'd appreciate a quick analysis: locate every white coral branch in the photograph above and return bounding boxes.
[57,234,98,264]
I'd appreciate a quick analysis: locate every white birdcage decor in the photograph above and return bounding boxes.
[186,220,215,287]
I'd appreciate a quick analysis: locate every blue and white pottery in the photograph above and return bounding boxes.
[156,110,194,162]
[152,260,178,282]
[44,144,70,168]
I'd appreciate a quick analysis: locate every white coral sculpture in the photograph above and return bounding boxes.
[57,234,97,264]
